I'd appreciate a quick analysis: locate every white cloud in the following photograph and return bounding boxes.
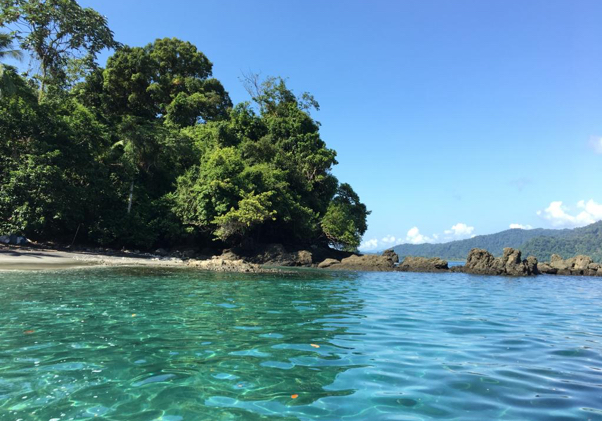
[405,227,433,244]
[444,223,474,238]
[589,136,602,154]
[358,234,400,252]
[537,199,602,228]
[359,238,379,251]
[509,223,532,230]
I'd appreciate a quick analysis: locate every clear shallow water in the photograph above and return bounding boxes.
[1,268,602,421]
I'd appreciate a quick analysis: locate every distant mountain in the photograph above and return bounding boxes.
[392,227,570,261]
[520,221,602,263]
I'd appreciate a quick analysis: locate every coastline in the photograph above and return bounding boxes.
[2,243,601,277]
[0,246,186,271]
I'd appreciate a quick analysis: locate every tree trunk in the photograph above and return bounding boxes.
[127,181,134,214]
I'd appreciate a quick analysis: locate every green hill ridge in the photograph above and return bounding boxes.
[392,221,602,263]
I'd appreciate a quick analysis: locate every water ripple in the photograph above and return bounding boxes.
[0,268,601,420]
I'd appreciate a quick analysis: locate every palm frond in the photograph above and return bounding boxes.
[0,33,23,63]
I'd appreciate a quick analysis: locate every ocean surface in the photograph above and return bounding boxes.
[1,267,601,421]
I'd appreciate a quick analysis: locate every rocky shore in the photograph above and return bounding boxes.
[394,247,602,277]
[207,243,601,277]
[2,240,601,277]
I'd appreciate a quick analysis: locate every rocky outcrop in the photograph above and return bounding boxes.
[320,250,399,271]
[537,262,557,275]
[227,243,314,267]
[397,256,449,272]
[187,256,277,273]
[317,258,340,269]
[154,248,169,257]
[543,254,601,276]
[382,249,399,263]
[458,248,538,276]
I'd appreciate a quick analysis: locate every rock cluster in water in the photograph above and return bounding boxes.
[397,256,449,272]
[191,243,601,276]
[537,254,602,277]
[452,248,538,276]
[187,256,276,273]
[393,247,601,277]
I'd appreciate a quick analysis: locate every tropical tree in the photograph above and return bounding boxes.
[321,183,370,251]
[87,37,232,126]
[173,77,369,247]
[0,0,119,97]
[0,32,22,96]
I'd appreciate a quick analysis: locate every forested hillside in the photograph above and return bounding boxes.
[0,0,368,251]
[520,221,602,263]
[393,222,602,262]
[393,228,567,260]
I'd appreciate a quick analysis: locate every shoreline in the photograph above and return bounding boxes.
[2,244,601,278]
[0,245,283,273]
[0,246,187,271]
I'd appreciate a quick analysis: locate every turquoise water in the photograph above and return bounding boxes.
[1,268,602,421]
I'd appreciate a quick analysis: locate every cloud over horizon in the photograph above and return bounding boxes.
[359,222,476,251]
[444,223,475,238]
[405,227,433,244]
[509,223,533,230]
[359,234,400,251]
[537,199,602,228]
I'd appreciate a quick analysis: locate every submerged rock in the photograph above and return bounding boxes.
[397,256,449,272]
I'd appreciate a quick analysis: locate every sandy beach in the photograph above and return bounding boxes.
[0,246,185,270]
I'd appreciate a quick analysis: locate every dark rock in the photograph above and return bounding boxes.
[463,248,499,275]
[397,256,449,272]
[550,254,566,270]
[243,243,313,267]
[295,250,313,266]
[382,249,399,264]
[330,254,396,271]
[181,249,196,259]
[526,256,539,275]
[460,248,537,276]
[220,249,242,261]
[544,254,600,276]
[573,255,593,271]
[187,256,278,273]
[154,248,169,256]
[317,258,340,269]
[537,262,557,275]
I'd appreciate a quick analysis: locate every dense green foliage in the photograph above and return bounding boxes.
[393,228,567,260]
[520,221,602,263]
[0,0,119,95]
[0,32,22,96]
[0,1,368,251]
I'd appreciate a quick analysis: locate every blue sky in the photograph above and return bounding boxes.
[78,0,602,250]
